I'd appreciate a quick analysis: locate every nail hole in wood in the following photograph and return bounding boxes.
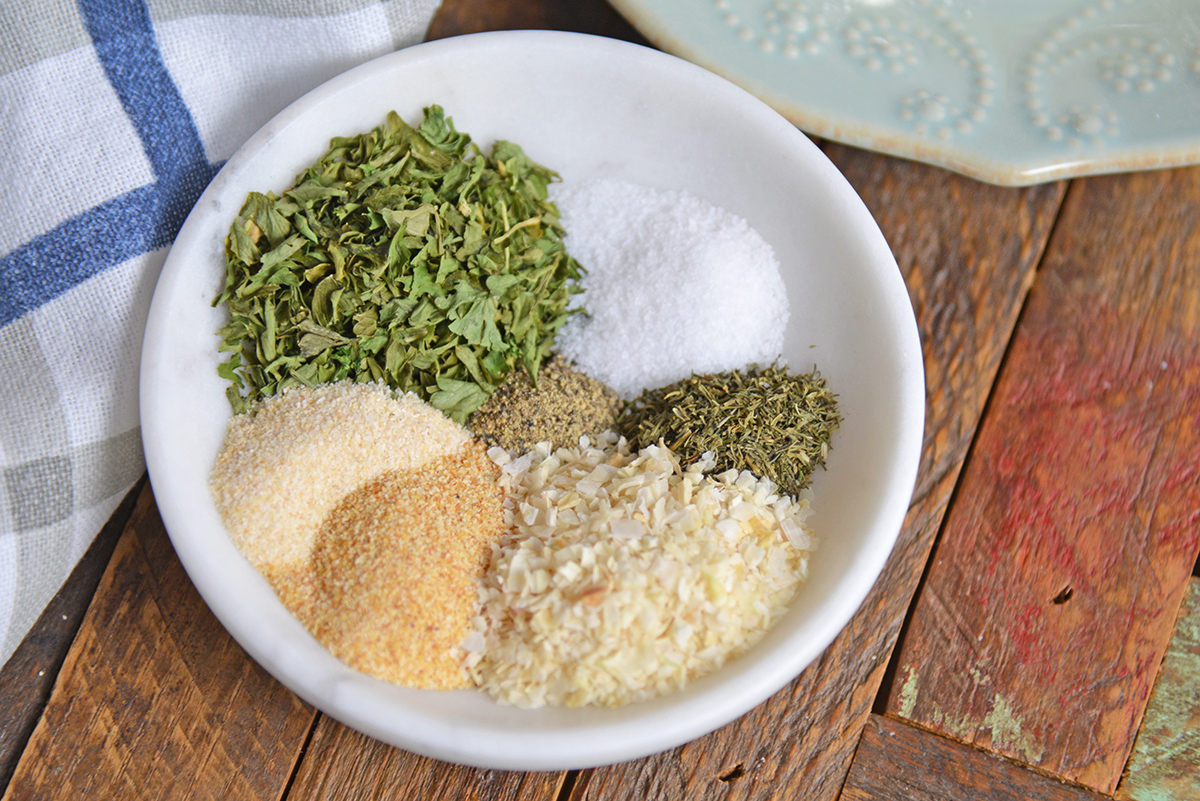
[1052,585,1073,605]
[719,764,746,782]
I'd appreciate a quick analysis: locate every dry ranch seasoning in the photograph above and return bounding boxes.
[463,433,815,708]
[552,177,788,399]
[209,381,507,689]
[468,354,622,452]
[206,148,834,702]
[619,365,840,496]
[285,442,506,689]
[214,106,583,421]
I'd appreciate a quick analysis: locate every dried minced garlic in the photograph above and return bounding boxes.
[462,432,816,708]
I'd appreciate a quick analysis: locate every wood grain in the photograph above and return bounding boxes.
[842,715,1105,801]
[1119,578,1200,800]
[886,167,1200,793]
[573,150,1066,800]
[426,0,646,43]
[286,716,563,801]
[2,485,315,801]
[8,3,1153,800]
[0,481,141,795]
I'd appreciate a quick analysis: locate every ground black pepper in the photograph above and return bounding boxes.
[467,354,622,452]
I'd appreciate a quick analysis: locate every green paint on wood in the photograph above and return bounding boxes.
[927,700,975,747]
[897,666,920,718]
[898,653,1047,767]
[1120,579,1200,801]
[984,693,1046,764]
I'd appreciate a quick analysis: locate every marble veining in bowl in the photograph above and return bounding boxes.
[610,0,1200,185]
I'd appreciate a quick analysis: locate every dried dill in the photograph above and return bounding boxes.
[213,106,583,422]
[617,365,840,496]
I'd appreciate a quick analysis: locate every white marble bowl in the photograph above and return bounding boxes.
[140,30,924,770]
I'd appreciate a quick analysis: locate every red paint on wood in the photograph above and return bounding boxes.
[887,169,1200,793]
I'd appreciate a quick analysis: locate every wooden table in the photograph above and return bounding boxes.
[4,2,1199,799]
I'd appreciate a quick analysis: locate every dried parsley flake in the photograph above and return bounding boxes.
[617,365,840,496]
[214,106,583,421]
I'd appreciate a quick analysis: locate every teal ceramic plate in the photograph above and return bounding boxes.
[610,0,1200,185]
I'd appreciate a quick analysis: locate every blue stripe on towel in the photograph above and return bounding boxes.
[0,0,221,326]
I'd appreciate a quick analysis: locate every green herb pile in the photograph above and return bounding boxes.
[618,365,841,496]
[214,106,583,421]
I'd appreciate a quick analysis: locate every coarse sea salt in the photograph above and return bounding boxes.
[552,178,789,399]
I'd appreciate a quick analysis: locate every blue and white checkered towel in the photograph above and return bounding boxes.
[0,0,441,668]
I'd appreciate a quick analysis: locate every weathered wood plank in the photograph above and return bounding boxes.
[286,716,564,801]
[0,5,1083,800]
[886,167,1200,793]
[573,149,1066,800]
[0,480,141,795]
[1118,578,1200,800]
[426,0,646,43]
[2,484,316,801]
[841,715,1105,801]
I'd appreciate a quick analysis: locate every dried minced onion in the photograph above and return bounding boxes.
[465,432,816,708]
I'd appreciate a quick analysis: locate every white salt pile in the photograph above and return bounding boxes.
[552,178,789,399]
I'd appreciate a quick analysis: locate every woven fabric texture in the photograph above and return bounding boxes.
[0,0,441,668]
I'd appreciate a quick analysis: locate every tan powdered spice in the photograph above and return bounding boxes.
[282,441,507,689]
[209,381,470,580]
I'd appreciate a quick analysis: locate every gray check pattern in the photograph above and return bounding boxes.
[0,0,441,669]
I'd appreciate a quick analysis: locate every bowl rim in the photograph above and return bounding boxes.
[140,28,925,770]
